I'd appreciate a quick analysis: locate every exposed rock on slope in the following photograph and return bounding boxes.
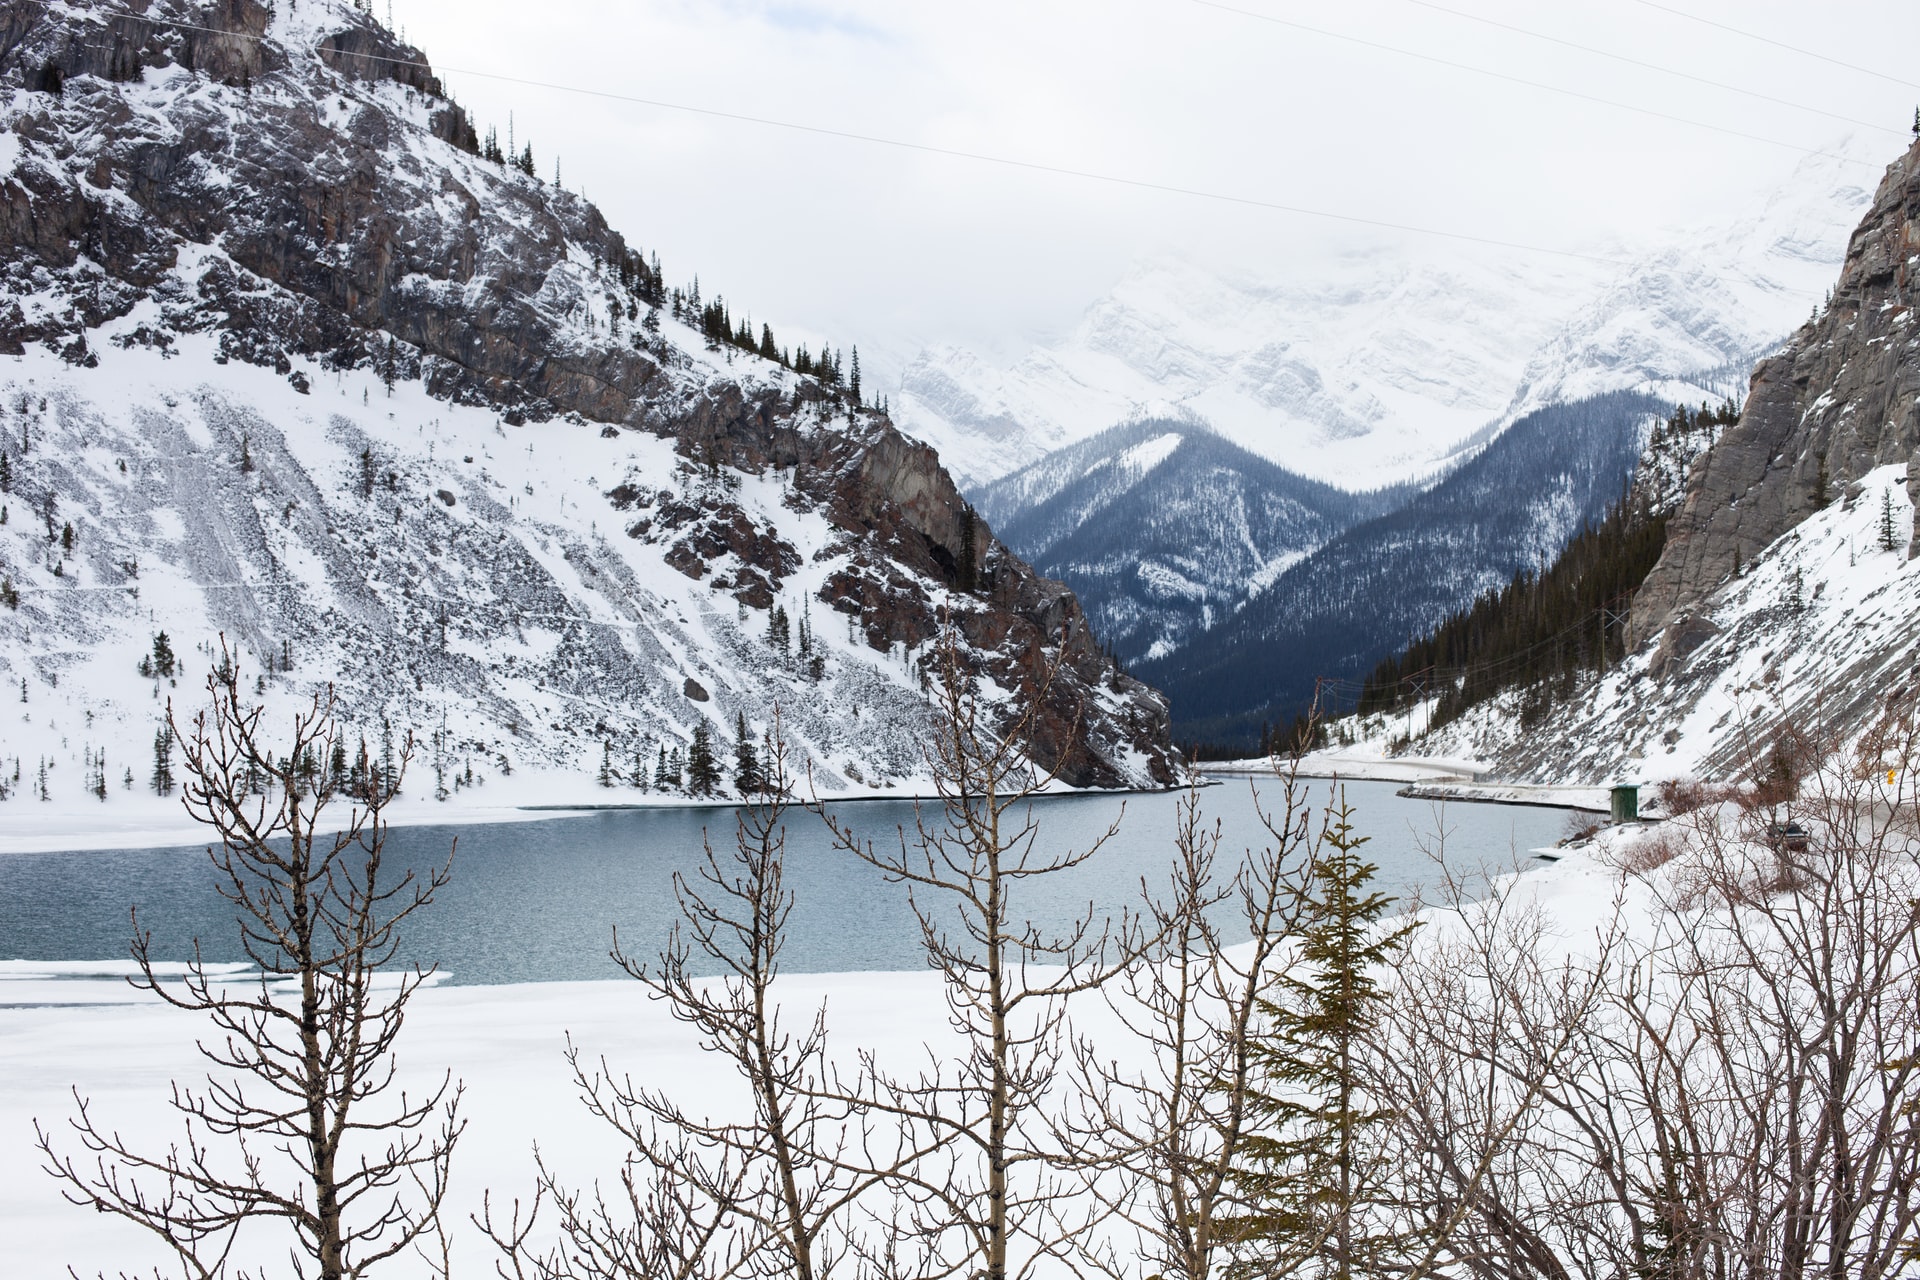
[1634,138,1920,649]
[0,0,1173,797]
[1370,140,1920,785]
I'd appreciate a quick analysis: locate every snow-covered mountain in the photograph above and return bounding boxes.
[1348,136,1920,786]
[894,144,1877,491]
[1140,392,1664,747]
[0,0,1175,818]
[973,418,1409,665]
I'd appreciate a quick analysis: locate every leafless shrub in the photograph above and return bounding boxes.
[1612,825,1689,875]
[1561,812,1604,844]
[1655,776,1739,817]
[1382,705,1920,1277]
[37,640,461,1279]
[485,715,870,1280]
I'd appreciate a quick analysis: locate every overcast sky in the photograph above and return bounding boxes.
[389,0,1920,382]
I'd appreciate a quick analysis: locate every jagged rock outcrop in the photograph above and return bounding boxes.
[1633,137,1920,649]
[0,0,1173,790]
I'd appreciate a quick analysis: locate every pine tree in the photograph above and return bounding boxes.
[61,520,74,553]
[240,435,254,472]
[849,346,862,403]
[598,739,614,788]
[733,711,762,796]
[1880,487,1900,553]
[1230,795,1417,1279]
[668,745,684,792]
[769,605,791,659]
[0,449,10,491]
[150,631,177,679]
[151,726,175,795]
[0,577,16,610]
[687,722,721,797]
[632,739,649,791]
[654,744,672,792]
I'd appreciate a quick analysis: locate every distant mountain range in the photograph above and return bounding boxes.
[1136,391,1665,747]
[895,142,1874,492]
[975,419,1411,667]
[932,141,1878,746]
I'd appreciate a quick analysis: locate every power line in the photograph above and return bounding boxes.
[1397,0,1906,136]
[1624,0,1920,93]
[1183,0,1883,169]
[86,9,1638,267]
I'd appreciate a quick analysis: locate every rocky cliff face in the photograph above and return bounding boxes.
[1380,141,1920,786]
[1633,138,1920,652]
[0,0,1173,793]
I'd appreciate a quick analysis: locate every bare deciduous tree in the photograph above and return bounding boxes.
[485,715,876,1280]
[37,642,461,1280]
[816,621,1146,1280]
[1381,703,1920,1279]
[1060,756,1321,1280]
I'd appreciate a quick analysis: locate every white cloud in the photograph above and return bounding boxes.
[391,0,1920,385]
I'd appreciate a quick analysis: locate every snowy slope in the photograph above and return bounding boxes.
[0,0,1176,837]
[895,143,1876,491]
[1349,465,1917,786]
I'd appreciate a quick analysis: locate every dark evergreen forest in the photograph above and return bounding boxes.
[1141,392,1670,753]
[1351,399,1739,737]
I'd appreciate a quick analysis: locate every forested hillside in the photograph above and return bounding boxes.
[1141,391,1666,749]
[975,419,1409,666]
[1355,400,1737,735]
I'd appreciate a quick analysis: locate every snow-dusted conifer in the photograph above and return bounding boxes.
[1230,794,1415,1277]
[687,722,720,797]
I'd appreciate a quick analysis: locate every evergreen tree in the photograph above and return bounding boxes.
[668,745,684,792]
[733,711,762,796]
[151,726,175,796]
[240,435,254,473]
[632,739,650,791]
[687,722,721,797]
[1,576,15,610]
[61,520,74,553]
[849,345,861,402]
[1880,488,1900,553]
[654,744,672,792]
[598,739,614,788]
[1231,796,1416,1279]
[769,605,791,658]
[150,631,177,679]
[0,449,11,491]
